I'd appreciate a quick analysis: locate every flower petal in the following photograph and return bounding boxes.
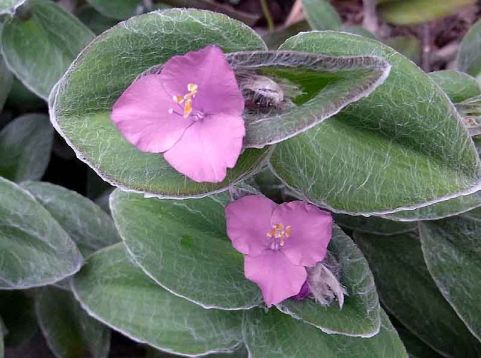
[163,113,245,183]
[244,251,307,307]
[225,195,277,256]
[272,201,333,266]
[160,45,244,116]
[111,75,193,153]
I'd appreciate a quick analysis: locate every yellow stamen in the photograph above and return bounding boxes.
[266,223,292,247]
[171,83,199,118]
[183,99,193,118]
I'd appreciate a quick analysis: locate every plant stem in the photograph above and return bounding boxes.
[260,0,275,32]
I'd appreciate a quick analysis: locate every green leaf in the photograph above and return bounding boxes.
[270,31,481,215]
[36,287,110,358]
[243,308,407,357]
[22,181,120,257]
[384,137,481,221]
[110,189,261,310]
[419,209,481,342]
[0,177,82,289]
[226,50,390,148]
[0,114,53,182]
[0,291,37,347]
[335,215,416,235]
[50,8,270,199]
[378,0,475,25]
[0,0,25,14]
[1,0,94,99]
[458,19,481,79]
[429,70,481,103]
[86,0,141,20]
[301,0,341,30]
[72,244,243,356]
[276,225,381,337]
[355,232,481,357]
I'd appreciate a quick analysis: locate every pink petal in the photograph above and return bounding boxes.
[163,113,245,183]
[272,201,333,267]
[244,251,307,307]
[225,195,277,256]
[111,75,193,153]
[160,45,244,116]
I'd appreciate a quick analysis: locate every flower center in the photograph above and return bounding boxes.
[266,223,292,250]
[169,83,199,119]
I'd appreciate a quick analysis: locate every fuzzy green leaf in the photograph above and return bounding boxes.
[110,189,261,310]
[355,232,481,356]
[277,225,381,337]
[243,308,407,357]
[22,181,120,257]
[270,31,481,215]
[0,114,53,182]
[419,209,481,342]
[0,177,82,289]
[1,0,94,99]
[72,244,244,356]
[36,287,110,358]
[50,9,270,199]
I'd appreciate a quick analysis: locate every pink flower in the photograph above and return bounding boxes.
[111,45,245,183]
[225,195,333,306]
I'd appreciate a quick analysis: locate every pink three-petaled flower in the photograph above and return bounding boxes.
[111,45,245,183]
[225,195,333,306]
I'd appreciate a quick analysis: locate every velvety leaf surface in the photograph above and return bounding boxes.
[0,0,25,14]
[301,0,341,30]
[225,50,390,148]
[419,209,481,341]
[72,244,243,356]
[0,177,82,289]
[355,232,481,357]
[36,287,110,358]
[270,31,481,215]
[86,0,141,20]
[50,8,270,199]
[385,137,481,221]
[0,114,53,182]
[111,189,261,310]
[1,0,94,99]
[458,19,481,79]
[277,225,381,337]
[0,291,37,347]
[243,308,407,357]
[429,70,481,103]
[378,0,475,25]
[22,181,120,257]
[335,215,416,235]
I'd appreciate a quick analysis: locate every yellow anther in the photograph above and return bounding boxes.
[171,83,199,119]
[266,224,292,247]
[187,83,198,94]
[183,99,193,118]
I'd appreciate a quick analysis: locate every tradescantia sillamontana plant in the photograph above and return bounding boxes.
[0,1,481,357]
